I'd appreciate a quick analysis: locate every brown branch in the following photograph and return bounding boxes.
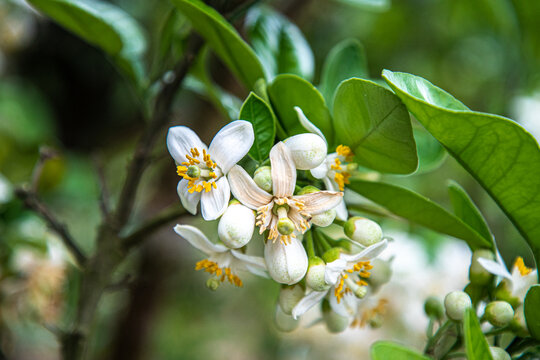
[92,154,111,220]
[15,187,87,267]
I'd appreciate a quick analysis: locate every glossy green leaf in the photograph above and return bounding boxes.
[171,0,265,89]
[239,93,276,162]
[268,74,333,142]
[27,0,146,84]
[448,181,493,244]
[525,285,540,340]
[413,127,447,173]
[333,78,418,174]
[319,39,368,107]
[245,6,314,81]
[464,308,494,360]
[348,179,493,250]
[371,341,430,360]
[383,70,540,265]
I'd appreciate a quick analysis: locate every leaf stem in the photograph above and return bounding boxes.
[305,231,315,258]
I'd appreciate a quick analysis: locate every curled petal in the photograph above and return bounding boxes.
[173,224,227,254]
[294,191,343,215]
[295,106,327,145]
[228,165,272,209]
[209,120,255,174]
[231,250,267,271]
[200,177,230,220]
[310,160,329,179]
[270,142,296,198]
[167,126,207,164]
[177,180,201,215]
[292,290,327,319]
[339,239,388,263]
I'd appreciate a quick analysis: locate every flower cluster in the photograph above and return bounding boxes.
[167,112,391,332]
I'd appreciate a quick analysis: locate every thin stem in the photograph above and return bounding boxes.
[333,218,345,227]
[314,229,331,252]
[424,320,453,355]
[305,231,315,258]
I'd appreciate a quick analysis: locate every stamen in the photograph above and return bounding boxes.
[195,260,242,287]
[336,145,354,162]
[515,257,533,276]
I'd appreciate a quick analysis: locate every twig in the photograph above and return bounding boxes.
[92,154,111,219]
[30,146,57,192]
[15,187,87,267]
[122,205,187,249]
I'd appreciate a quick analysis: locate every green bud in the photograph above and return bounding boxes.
[311,209,336,227]
[368,258,392,291]
[424,296,444,320]
[187,165,200,178]
[297,185,320,195]
[322,247,342,263]
[322,299,349,333]
[444,291,472,321]
[274,304,299,332]
[469,249,495,285]
[484,301,514,327]
[206,278,220,291]
[344,217,383,246]
[279,284,305,315]
[494,280,520,308]
[489,347,511,360]
[253,166,272,192]
[336,239,352,252]
[306,257,330,291]
[277,218,295,235]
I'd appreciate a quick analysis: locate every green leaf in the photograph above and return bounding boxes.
[171,0,265,89]
[319,39,368,107]
[371,341,430,360]
[333,78,418,174]
[27,0,146,85]
[245,6,314,81]
[413,126,447,173]
[348,179,493,250]
[525,285,540,340]
[464,308,494,360]
[383,70,540,265]
[448,181,493,243]
[268,74,333,142]
[239,93,276,162]
[336,0,390,11]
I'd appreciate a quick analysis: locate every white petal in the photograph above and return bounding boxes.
[228,165,272,209]
[245,264,270,278]
[325,259,347,285]
[270,142,297,198]
[329,289,357,318]
[293,191,343,215]
[292,290,327,319]
[265,237,308,285]
[339,239,388,263]
[477,258,512,280]
[173,224,227,254]
[200,177,230,221]
[323,176,339,192]
[208,120,255,174]
[335,200,348,221]
[310,160,329,179]
[177,180,201,215]
[231,250,267,270]
[167,126,207,164]
[294,106,327,145]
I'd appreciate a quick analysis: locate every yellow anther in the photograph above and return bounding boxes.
[515,257,533,276]
[334,172,351,191]
[336,145,354,162]
[194,260,242,287]
[331,158,343,171]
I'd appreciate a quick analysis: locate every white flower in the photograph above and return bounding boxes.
[265,236,308,285]
[217,202,255,249]
[228,141,343,245]
[167,121,254,220]
[294,107,354,220]
[478,254,537,301]
[284,133,327,170]
[291,240,388,319]
[174,224,267,287]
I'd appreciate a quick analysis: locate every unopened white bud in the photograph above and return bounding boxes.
[311,209,337,227]
[306,257,329,291]
[218,203,255,249]
[444,291,472,321]
[274,304,299,332]
[284,133,327,170]
[279,284,305,315]
[489,347,511,360]
[368,259,392,291]
[344,217,383,246]
[484,301,514,327]
[322,300,349,333]
[469,249,495,285]
[264,237,308,285]
[253,166,272,192]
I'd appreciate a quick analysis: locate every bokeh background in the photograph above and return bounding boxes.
[1,0,539,359]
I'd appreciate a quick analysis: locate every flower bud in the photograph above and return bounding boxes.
[284,133,327,170]
[344,217,383,246]
[306,256,330,291]
[444,291,472,321]
[311,209,336,227]
[484,301,514,327]
[494,280,520,308]
[218,203,255,248]
[368,259,392,291]
[469,249,495,285]
[253,166,272,192]
[265,237,308,285]
[279,284,305,315]
[322,299,349,333]
[274,304,299,332]
[322,247,342,263]
[424,296,445,320]
[489,347,511,360]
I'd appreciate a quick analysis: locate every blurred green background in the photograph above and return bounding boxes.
[0,0,539,358]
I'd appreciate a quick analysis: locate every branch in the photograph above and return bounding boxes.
[122,205,187,249]
[15,187,87,267]
[92,154,112,220]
